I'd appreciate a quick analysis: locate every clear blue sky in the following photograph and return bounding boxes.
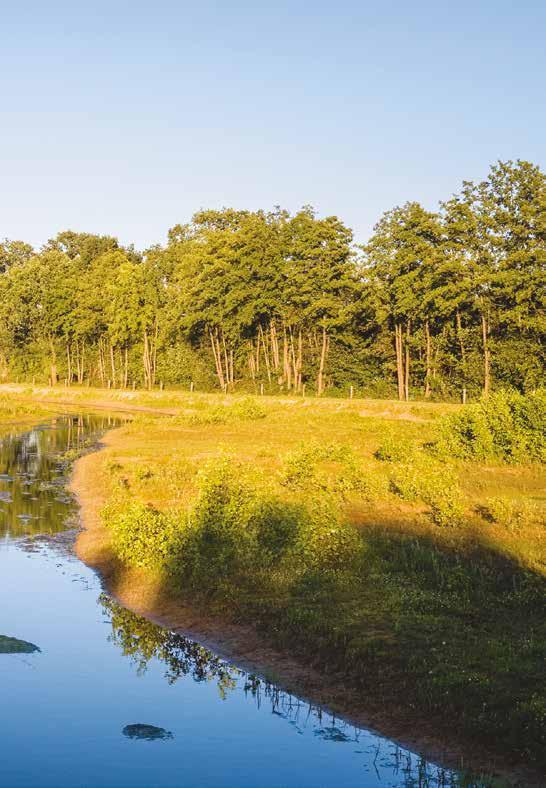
[1,0,545,250]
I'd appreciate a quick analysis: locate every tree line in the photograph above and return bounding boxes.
[0,159,544,399]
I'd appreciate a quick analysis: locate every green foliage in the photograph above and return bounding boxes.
[109,501,179,571]
[390,455,464,526]
[437,390,546,463]
[186,397,267,425]
[279,442,386,500]
[375,433,416,462]
[482,496,543,531]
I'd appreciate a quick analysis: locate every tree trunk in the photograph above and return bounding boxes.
[259,325,272,383]
[424,320,431,398]
[404,320,411,402]
[110,343,116,388]
[248,342,256,380]
[394,323,404,400]
[221,331,230,391]
[123,346,129,388]
[283,326,291,389]
[317,326,328,396]
[66,344,72,385]
[143,330,150,389]
[481,313,490,397]
[296,330,303,391]
[270,322,280,371]
[209,328,226,390]
[50,341,58,386]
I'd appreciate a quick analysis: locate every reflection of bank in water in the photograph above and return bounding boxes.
[102,595,483,788]
[0,414,123,539]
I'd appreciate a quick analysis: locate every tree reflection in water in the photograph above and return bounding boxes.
[100,594,494,788]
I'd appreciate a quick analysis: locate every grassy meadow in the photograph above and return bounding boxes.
[3,384,545,774]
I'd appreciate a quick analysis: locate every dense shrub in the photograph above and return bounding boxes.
[436,390,546,464]
[109,501,179,570]
[280,442,386,500]
[375,434,416,463]
[390,456,464,527]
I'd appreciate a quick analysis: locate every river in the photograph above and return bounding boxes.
[0,415,485,787]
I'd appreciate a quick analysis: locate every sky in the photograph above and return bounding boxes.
[1,0,545,250]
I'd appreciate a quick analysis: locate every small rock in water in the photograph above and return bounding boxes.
[0,635,41,654]
[122,724,174,741]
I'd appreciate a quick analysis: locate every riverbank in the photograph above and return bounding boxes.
[70,430,538,786]
[62,388,546,785]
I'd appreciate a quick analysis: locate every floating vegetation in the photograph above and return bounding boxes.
[122,724,174,742]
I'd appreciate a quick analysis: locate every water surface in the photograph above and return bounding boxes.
[0,416,484,787]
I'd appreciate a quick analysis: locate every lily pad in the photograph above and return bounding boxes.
[122,724,173,741]
[0,635,41,654]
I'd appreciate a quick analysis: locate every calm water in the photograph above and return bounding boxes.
[0,416,482,787]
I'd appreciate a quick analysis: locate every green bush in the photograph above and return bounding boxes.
[483,496,543,530]
[390,456,465,527]
[375,434,416,463]
[108,501,180,570]
[436,390,546,464]
[280,442,384,500]
[185,397,267,425]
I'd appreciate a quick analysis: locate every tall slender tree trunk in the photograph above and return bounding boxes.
[481,313,490,397]
[283,325,291,389]
[66,344,72,384]
[49,338,58,386]
[109,343,116,387]
[143,330,150,389]
[221,331,230,391]
[296,330,303,391]
[456,310,466,384]
[259,325,272,383]
[123,346,129,388]
[404,320,411,402]
[270,322,280,371]
[317,326,328,396]
[209,328,225,390]
[248,342,256,381]
[394,323,404,400]
[424,320,431,398]
[152,320,158,388]
[98,338,105,386]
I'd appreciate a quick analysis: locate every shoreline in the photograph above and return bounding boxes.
[70,427,542,787]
